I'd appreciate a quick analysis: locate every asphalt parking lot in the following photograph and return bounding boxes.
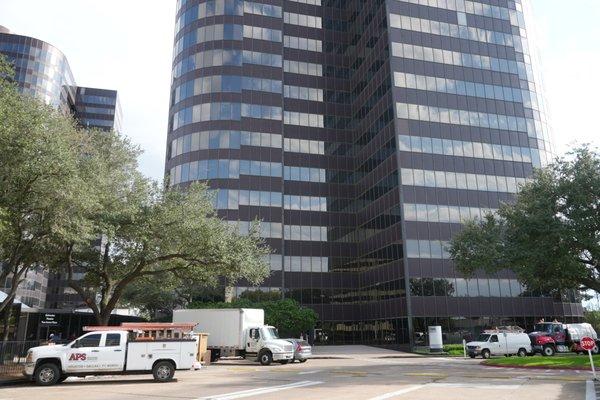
[1,346,595,400]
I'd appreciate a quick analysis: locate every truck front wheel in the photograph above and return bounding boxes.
[258,350,273,366]
[35,363,60,386]
[542,346,555,356]
[153,361,175,382]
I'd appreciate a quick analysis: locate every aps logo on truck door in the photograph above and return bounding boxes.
[69,353,87,361]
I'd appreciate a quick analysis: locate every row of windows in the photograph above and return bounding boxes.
[243,49,282,67]
[213,189,282,210]
[243,25,282,42]
[284,256,329,272]
[410,277,525,298]
[394,71,528,105]
[244,1,282,18]
[233,220,282,239]
[288,0,321,5]
[403,203,497,224]
[283,138,325,155]
[169,130,281,158]
[395,0,511,21]
[174,74,282,103]
[284,35,322,52]
[284,84,323,102]
[284,111,324,128]
[173,49,241,78]
[175,0,243,32]
[405,239,450,259]
[173,48,283,80]
[79,106,115,115]
[284,12,322,29]
[391,42,522,78]
[284,195,328,212]
[397,135,540,167]
[169,158,283,185]
[389,13,515,47]
[173,102,282,130]
[284,166,327,183]
[80,94,117,106]
[175,24,242,56]
[400,167,528,194]
[284,225,328,242]
[396,102,533,136]
[283,60,323,76]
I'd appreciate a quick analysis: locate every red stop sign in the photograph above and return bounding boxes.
[581,336,596,351]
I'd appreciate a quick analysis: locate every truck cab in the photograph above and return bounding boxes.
[245,325,294,365]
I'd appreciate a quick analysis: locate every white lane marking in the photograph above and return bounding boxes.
[429,383,521,390]
[586,380,596,400]
[367,382,523,399]
[196,380,323,400]
[298,370,323,375]
[368,385,425,400]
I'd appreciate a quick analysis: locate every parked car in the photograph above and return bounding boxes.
[284,338,312,363]
[466,330,532,359]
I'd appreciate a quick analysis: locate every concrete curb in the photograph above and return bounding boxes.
[481,362,592,371]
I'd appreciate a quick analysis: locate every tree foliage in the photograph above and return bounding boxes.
[0,55,89,314]
[189,296,318,337]
[0,54,271,324]
[50,131,272,324]
[449,146,600,295]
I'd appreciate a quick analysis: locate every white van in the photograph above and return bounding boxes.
[467,331,532,359]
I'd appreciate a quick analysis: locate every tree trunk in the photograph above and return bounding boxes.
[224,286,234,303]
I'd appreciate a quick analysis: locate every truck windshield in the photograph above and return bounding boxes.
[476,334,491,342]
[533,324,553,333]
[263,327,279,339]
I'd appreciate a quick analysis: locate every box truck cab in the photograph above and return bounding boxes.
[173,308,294,365]
[23,330,196,385]
[467,330,532,359]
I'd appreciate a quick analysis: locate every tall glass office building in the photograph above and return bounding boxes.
[165,0,583,346]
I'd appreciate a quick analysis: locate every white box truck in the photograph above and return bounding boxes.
[23,330,197,385]
[173,308,294,365]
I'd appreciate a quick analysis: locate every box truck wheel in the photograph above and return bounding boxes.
[35,363,60,386]
[542,345,555,356]
[258,350,273,366]
[153,361,175,382]
[517,348,527,357]
[481,349,491,359]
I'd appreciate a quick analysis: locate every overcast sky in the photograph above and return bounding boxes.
[0,0,598,180]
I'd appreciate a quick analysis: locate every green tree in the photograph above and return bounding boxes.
[189,296,319,337]
[0,55,90,315]
[449,146,600,295]
[50,129,271,325]
[585,310,600,333]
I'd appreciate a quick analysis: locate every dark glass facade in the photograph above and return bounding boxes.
[0,29,122,309]
[165,0,582,346]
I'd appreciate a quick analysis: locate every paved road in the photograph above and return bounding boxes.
[1,355,593,400]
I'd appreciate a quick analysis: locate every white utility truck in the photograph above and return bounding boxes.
[23,330,196,385]
[173,308,294,365]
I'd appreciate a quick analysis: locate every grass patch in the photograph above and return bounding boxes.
[483,354,600,369]
[443,344,465,356]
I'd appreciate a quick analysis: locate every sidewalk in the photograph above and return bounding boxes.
[311,345,423,359]
[0,364,26,385]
